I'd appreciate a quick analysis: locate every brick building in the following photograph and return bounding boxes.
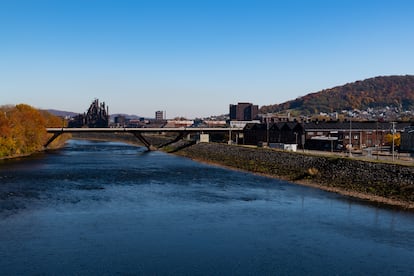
[229,102,258,121]
[304,121,412,151]
[242,120,412,151]
[243,122,304,146]
[155,110,164,121]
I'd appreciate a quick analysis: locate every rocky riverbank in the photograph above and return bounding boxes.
[174,143,414,209]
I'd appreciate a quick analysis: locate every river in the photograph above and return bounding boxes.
[0,140,413,275]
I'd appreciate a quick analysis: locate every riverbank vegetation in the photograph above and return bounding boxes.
[0,104,68,158]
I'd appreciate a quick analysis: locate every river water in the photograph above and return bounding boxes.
[0,140,413,275]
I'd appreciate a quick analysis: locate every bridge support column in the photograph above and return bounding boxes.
[131,132,156,151]
[157,132,188,149]
[44,132,63,148]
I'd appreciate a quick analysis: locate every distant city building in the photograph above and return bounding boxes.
[114,115,126,127]
[164,120,194,128]
[260,112,293,123]
[229,102,258,121]
[230,120,260,129]
[243,122,304,147]
[155,110,164,121]
[304,121,412,151]
[127,119,144,128]
[204,120,227,127]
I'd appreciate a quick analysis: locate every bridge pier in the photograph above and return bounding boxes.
[157,132,188,149]
[131,132,157,151]
[44,132,63,148]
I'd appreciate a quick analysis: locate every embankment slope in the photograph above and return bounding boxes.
[175,143,414,209]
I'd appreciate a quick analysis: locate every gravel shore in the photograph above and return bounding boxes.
[174,143,414,210]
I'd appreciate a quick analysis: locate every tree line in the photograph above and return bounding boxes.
[0,104,67,158]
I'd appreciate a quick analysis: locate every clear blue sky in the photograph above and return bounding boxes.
[1,0,413,118]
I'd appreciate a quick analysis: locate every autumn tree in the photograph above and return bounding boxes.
[0,106,15,156]
[385,133,401,147]
[0,104,66,158]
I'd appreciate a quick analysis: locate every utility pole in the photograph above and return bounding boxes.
[266,115,270,146]
[329,134,333,152]
[376,121,379,160]
[228,124,232,145]
[391,122,396,161]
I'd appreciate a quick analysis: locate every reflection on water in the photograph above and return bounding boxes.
[0,140,413,275]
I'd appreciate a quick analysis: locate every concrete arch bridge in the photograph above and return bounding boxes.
[45,127,243,151]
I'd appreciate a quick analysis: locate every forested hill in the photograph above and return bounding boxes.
[260,75,414,115]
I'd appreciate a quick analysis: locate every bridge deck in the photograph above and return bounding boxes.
[46,127,243,133]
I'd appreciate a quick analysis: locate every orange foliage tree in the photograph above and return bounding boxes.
[385,133,401,147]
[0,104,65,157]
[0,106,15,156]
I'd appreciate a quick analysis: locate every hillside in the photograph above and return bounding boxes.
[46,109,78,118]
[260,75,414,115]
